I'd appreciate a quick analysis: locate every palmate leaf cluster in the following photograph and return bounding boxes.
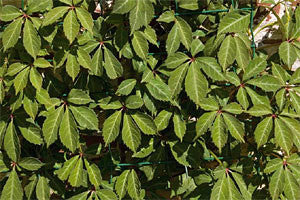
[0,0,300,199]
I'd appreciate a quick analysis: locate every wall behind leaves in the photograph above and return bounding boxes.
[0,0,300,199]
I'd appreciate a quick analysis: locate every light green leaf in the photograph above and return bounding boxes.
[23,19,41,59]
[212,114,227,153]
[43,6,69,26]
[225,71,240,86]
[245,86,270,106]
[66,53,80,81]
[70,106,98,130]
[115,170,130,199]
[154,110,172,131]
[196,57,224,81]
[97,189,118,200]
[173,111,186,142]
[237,87,249,109]
[223,102,243,114]
[254,117,273,148]
[210,173,228,200]
[33,58,52,69]
[56,156,79,181]
[218,36,236,70]
[218,11,250,35]
[131,111,157,135]
[116,79,137,96]
[269,167,285,200]
[24,175,38,200]
[231,172,252,200]
[226,175,243,200]
[223,113,245,143]
[27,0,52,13]
[164,52,188,69]
[280,117,300,150]
[264,158,283,174]
[279,41,298,68]
[274,118,293,154]
[0,168,23,200]
[290,67,300,84]
[59,107,79,152]
[77,48,92,69]
[199,97,219,111]
[91,47,103,76]
[176,16,192,50]
[42,106,64,147]
[247,104,272,116]
[289,91,300,114]
[63,10,80,44]
[246,75,282,92]
[3,17,23,51]
[166,24,180,55]
[146,79,171,102]
[276,89,286,111]
[14,67,29,94]
[6,63,27,76]
[67,89,92,105]
[36,176,50,200]
[195,111,216,139]
[84,160,102,187]
[4,120,20,162]
[19,157,44,171]
[185,62,208,105]
[132,31,148,59]
[234,36,250,70]
[168,62,188,98]
[243,57,267,81]
[98,97,123,110]
[0,5,22,21]
[157,10,175,23]
[68,157,83,187]
[143,26,158,47]
[127,170,141,200]
[272,62,290,84]
[178,0,198,10]
[23,95,38,119]
[112,0,136,14]
[191,39,204,56]
[125,95,143,109]
[104,47,123,79]
[102,110,122,145]
[29,67,42,90]
[76,7,93,32]
[129,0,153,34]
[284,168,300,200]
[122,114,141,152]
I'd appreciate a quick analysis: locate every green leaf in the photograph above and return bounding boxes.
[146,79,171,102]
[131,111,157,135]
[231,172,252,200]
[14,67,29,94]
[218,11,250,35]
[68,157,83,187]
[97,190,118,200]
[166,23,180,55]
[164,52,188,70]
[264,158,283,174]
[27,0,53,13]
[143,26,158,47]
[243,57,267,81]
[199,97,219,111]
[56,156,79,181]
[254,117,273,148]
[247,104,272,116]
[102,110,122,145]
[245,86,270,106]
[3,17,23,51]
[4,120,20,162]
[212,114,227,152]
[276,89,286,111]
[127,170,141,200]
[112,0,136,14]
[84,160,102,187]
[195,111,216,139]
[6,63,27,76]
[24,175,38,200]
[284,168,300,200]
[225,72,241,86]
[157,10,175,23]
[59,107,79,152]
[91,47,103,76]
[279,41,298,68]
[233,36,250,70]
[218,36,236,70]
[104,47,123,79]
[272,62,290,84]
[173,111,186,142]
[222,102,243,114]
[185,62,208,105]
[70,106,98,130]
[0,5,22,21]
[168,62,189,98]
[237,87,249,109]
[76,7,93,32]
[274,118,293,154]
[34,58,52,68]
[23,94,38,119]
[67,89,92,105]
[43,6,69,26]
[36,176,50,200]
[196,57,224,81]
[0,168,23,200]
[154,110,172,131]
[191,39,204,56]
[210,173,228,200]
[129,0,153,34]
[289,91,300,114]
[290,67,300,84]
[98,97,123,110]
[223,113,245,143]
[176,16,192,50]
[23,19,41,59]
[226,175,243,199]
[280,117,300,150]
[29,67,42,90]
[115,170,130,199]
[66,53,80,80]
[42,106,64,147]
[178,0,198,10]
[19,157,44,171]
[125,95,143,109]
[246,75,282,92]
[132,31,148,59]
[269,167,285,200]
[63,10,80,44]
[122,114,141,152]
[116,79,137,96]
[77,48,92,69]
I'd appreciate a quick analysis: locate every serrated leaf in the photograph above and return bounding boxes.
[154,110,172,131]
[115,170,130,199]
[97,189,118,200]
[264,158,283,174]
[178,0,198,10]
[289,91,300,114]
[290,67,300,84]
[27,0,52,13]
[245,86,270,106]
[199,97,219,111]
[146,79,171,102]
[91,47,103,76]
[218,11,250,35]
[66,53,80,80]
[223,102,242,114]
[102,110,122,145]
[36,176,50,200]
[212,114,227,152]
[131,111,157,135]
[195,111,216,139]
[14,67,29,94]
[234,36,250,70]
[165,52,189,69]
[237,87,249,109]
[129,0,153,34]
[166,23,180,55]
[23,95,38,119]
[68,89,92,105]
[0,168,23,200]
[63,10,80,44]
[125,95,143,109]
[218,36,236,70]
[23,19,41,59]
[157,10,175,23]
[84,160,102,187]
[185,62,208,105]
[247,104,272,116]
[269,167,285,200]
[70,106,98,130]
[104,47,123,79]
[223,113,245,143]
[210,173,228,200]
[246,75,282,92]
[56,156,79,181]
[68,157,83,187]
[19,157,44,171]
[284,168,300,200]
[29,67,42,90]
[77,48,92,69]
[272,62,290,84]
[280,117,300,150]
[3,17,22,51]
[173,111,186,142]
[279,41,298,68]
[176,16,192,50]
[196,57,224,81]
[116,79,136,96]
[243,57,267,81]
[122,114,141,152]
[132,31,148,59]
[24,175,38,200]
[4,120,20,162]
[76,7,93,32]
[144,26,157,47]
[168,62,188,98]
[112,0,136,14]
[231,172,252,200]
[43,6,69,26]
[227,175,243,199]
[254,117,273,148]
[0,5,22,21]
[42,106,64,147]
[127,170,141,200]
[274,118,293,154]
[59,107,79,152]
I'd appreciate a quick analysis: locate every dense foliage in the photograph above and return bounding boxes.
[1,0,300,199]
